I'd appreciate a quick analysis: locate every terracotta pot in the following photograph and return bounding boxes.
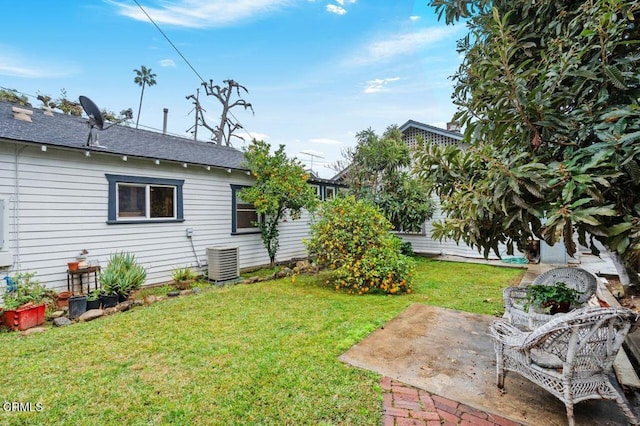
[56,291,72,308]
[68,262,79,271]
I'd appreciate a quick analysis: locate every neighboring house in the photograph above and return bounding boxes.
[0,101,340,291]
[397,120,511,260]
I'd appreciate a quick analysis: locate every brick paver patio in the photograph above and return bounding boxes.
[381,377,523,426]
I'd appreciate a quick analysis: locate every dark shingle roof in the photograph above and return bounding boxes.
[399,119,463,140]
[0,101,247,170]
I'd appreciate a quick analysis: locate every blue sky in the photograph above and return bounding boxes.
[1,0,463,178]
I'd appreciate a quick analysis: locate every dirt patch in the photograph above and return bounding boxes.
[605,276,640,312]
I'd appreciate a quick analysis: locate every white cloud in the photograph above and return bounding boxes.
[0,49,76,78]
[159,59,176,67]
[108,0,292,28]
[364,77,400,94]
[348,27,456,66]
[309,138,342,145]
[409,15,420,21]
[326,4,346,15]
[0,63,43,78]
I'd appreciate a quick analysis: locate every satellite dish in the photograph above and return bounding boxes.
[79,95,104,130]
[79,95,107,149]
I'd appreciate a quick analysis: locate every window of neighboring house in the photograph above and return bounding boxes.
[311,184,321,199]
[325,186,336,200]
[231,185,261,234]
[394,222,427,236]
[106,174,184,223]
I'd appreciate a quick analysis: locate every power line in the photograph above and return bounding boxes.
[133,0,206,84]
[133,0,257,144]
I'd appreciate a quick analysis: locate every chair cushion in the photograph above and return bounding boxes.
[530,348,564,369]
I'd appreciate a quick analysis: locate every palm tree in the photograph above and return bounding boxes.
[133,65,157,129]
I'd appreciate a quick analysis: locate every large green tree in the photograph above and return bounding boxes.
[416,0,640,289]
[240,140,319,267]
[341,125,434,233]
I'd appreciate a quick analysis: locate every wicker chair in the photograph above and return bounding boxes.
[490,306,639,426]
[503,267,598,329]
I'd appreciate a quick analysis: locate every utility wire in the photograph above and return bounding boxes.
[133,0,207,85]
[133,0,257,145]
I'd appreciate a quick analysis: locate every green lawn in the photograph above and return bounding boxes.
[0,258,524,425]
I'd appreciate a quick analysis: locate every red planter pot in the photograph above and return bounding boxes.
[1,303,46,331]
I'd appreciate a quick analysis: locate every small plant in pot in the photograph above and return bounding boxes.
[86,289,102,310]
[1,273,52,330]
[100,251,146,302]
[525,282,582,315]
[172,266,197,290]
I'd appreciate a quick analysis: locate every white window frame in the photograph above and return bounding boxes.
[116,183,177,221]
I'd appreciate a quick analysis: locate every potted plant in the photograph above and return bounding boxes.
[68,294,87,319]
[100,252,146,302]
[525,282,582,315]
[1,272,50,331]
[172,266,197,290]
[86,288,102,310]
[56,290,72,308]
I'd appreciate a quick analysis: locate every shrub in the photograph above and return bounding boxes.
[172,266,197,282]
[1,273,53,310]
[306,196,414,294]
[100,252,146,298]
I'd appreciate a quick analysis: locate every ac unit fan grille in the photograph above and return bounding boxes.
[207,247,239,282]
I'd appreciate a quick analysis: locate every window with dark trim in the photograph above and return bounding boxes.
[231,184,261,234]
[106,174,184,224]
[325,186,336,200]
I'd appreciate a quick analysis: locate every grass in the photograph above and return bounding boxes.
[0,258,524,424]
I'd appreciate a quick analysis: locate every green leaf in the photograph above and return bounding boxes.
[604,65,627,89]
[608,222,633,236]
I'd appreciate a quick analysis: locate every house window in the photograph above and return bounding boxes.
[325,186,336,200]
[231,185,261,234]
[106,174,184,224]
[311,184,321,199]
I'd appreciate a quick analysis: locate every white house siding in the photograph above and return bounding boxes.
[0,142,310,291]
[398,197,503,259]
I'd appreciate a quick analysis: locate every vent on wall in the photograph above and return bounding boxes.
[207,246,239,282]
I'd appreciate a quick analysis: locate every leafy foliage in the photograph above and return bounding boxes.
[341,125,434,232]
[35,89,83,115]
[100,252,147,298]
[240,140,319,266]
[525,282,582,313]
[417,0,640,266]
[0,88,30,106]
[1,273,52,311]
[171,266,197,282]
[306,196,414,294]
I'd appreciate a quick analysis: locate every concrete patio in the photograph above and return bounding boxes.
[340,303,637,425]
[340,255,640,425]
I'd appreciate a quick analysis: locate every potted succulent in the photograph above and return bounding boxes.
[172,266,197,290]
[86,288,102,310]
[100,252,146,302]
[1,272,50,331]
[525,282,582,315]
